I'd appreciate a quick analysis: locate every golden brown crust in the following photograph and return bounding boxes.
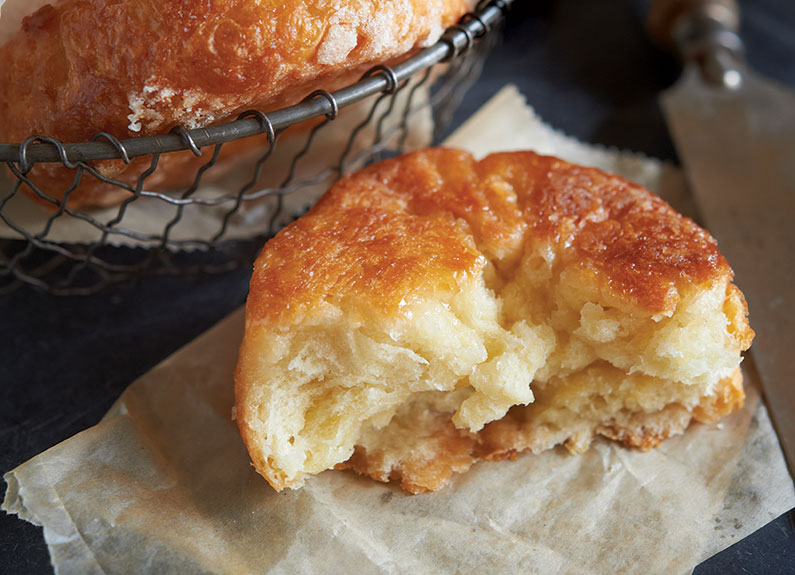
[336,419,479,494]
[337,370,746,494]
[723,283,755,352]
[0,0,469,208]
[692,367,745,423]
[249,148,734,327]
[248,195,485,326]
[239,148,752,494]
[478,152,731,313]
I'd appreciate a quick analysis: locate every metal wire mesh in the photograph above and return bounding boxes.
[0,0,510,295]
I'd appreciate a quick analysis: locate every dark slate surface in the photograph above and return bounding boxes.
[2,1,794,573]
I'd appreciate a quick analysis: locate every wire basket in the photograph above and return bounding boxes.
[0,0,511,295]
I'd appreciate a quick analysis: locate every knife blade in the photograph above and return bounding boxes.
[650,0,795,472]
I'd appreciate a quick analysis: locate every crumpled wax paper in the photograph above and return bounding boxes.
[4,85,794,575]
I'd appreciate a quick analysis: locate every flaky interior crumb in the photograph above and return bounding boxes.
[238,239,747,489]
[235,149,753,492]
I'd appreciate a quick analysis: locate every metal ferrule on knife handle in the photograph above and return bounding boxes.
[649,0,745,89]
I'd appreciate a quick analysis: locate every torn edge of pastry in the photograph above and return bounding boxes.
[234,148,753,494]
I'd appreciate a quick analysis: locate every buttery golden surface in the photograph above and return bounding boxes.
[236,148,753,493]
[248,148,732,322]
[0,0,469,207]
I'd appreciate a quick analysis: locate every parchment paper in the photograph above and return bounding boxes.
[4,85,794,575]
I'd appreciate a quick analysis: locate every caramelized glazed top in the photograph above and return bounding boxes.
[248,148,731,324]
[0,0,469,142]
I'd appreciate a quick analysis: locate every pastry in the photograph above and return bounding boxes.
[235,148,753,493]
[0,0,471,208]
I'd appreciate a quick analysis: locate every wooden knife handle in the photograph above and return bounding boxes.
[648,0,745,87]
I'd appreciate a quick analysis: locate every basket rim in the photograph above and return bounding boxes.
[0,0,511,167]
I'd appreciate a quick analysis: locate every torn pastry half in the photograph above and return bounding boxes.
[235,148,753,494]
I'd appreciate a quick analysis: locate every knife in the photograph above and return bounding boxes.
[649,0,795,473]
